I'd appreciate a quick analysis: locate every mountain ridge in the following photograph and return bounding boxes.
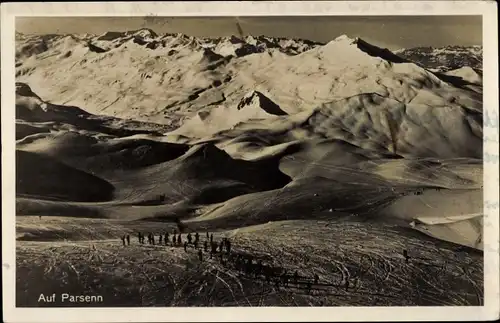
[15,32,483,129]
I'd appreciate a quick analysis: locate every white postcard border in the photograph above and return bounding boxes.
[2,1,498,322]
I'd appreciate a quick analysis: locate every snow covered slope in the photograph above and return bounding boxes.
[15,30,484,251]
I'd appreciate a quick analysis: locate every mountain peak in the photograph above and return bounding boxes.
[333,34,358,43]
[321,35,362,52]
[237,91,288,116]
[125,28,158,39]
[320,35,407,64]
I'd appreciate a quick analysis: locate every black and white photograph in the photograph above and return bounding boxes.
[2,1,499,322]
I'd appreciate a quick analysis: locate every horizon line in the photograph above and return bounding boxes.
[15,29,483,50]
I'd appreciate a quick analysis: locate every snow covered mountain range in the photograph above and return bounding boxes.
[395,45,482,72]
[16,29,483,158]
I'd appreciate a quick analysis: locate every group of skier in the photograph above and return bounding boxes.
[229,253,322,288]
[123,230,232,260]
[136,231,201,246]
[119,230,413,294]
[125,230,320,290]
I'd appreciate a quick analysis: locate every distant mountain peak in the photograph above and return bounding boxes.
[201,48,225,62]
[333,34,358,43]
[237,91,288,116]
[125,28,158,39]
[320,35,407,64]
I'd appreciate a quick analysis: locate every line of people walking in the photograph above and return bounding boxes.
[119,230,416,295]
[126,230,232,259]
[219,252,326,292]
[120,230,350,292]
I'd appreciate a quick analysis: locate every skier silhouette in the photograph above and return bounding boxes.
[403,249,410,263]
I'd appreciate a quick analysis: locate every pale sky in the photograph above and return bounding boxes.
[16,16,482,50]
